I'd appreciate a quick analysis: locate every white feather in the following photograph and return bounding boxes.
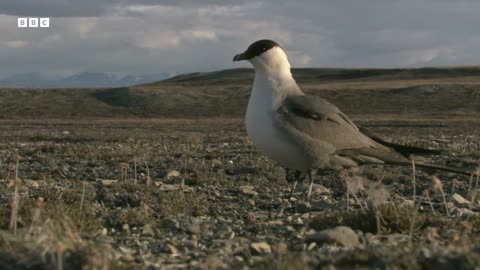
[245,47,310,171]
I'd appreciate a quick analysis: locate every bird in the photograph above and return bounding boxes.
[233,39,473,199]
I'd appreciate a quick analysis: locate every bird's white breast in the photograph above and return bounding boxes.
[245,75,310,171]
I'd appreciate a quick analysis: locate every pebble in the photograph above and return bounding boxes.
[167,170,181,179]
[25,180,40,188]
[142,224,154,236]
[211,159,223,169]
[167,244,178,254]
[241,186,259,196]
[451,193,471,205]
[312,184,331,194]
[453,208,476,216]
[250,242,272,254]
[305,226,359,248]
[98,179,118,186]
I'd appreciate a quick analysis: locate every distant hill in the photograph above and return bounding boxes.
[150,66,480,85]
[0,67,479,119]
[0,72,172,88]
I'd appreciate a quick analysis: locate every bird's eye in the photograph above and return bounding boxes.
[262,47,266,50]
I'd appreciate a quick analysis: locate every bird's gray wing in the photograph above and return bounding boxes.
[275,95,408,168]
[358,125,441,157]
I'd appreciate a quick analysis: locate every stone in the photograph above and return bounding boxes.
[312,184,331,194]
[211,159,223,169]
[241,186,259,196]
[98,179,118,186]
[251,242,272,254]
[452,193,471,205]
[167,170,181,179]
[305,226,359,248]
[142,224,155,236]
[25,180,40,188]
[453,208,476,216]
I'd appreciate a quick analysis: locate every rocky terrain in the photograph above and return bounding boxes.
[0,67,479,269]
[0,117,478,269]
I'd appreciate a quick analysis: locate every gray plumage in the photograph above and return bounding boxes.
[276,95,409,169]
[233,39,472,199]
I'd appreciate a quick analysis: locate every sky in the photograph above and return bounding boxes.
[1,0,480,78]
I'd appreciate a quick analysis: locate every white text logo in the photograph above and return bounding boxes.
[18,18,50,28]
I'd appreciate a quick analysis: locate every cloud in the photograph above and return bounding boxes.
[1,0,480,78]
[0,0,259,17]
[2,40,30,48]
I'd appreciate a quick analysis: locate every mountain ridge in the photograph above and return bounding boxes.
[0,67,479,119]
[0,71,172,88]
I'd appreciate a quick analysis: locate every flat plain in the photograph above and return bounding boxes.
[0,67,479,269]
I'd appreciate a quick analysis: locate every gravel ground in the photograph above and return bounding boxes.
[0,118,479,269]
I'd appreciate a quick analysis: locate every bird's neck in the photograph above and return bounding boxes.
[254,62,303,94]
[252,67,303,110]
[253,53,293,79]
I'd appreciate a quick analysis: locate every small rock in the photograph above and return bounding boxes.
[305,226,359,248]
[234,256,244,262]
[167,244,178,254]
[454,208,476,216]
[25,180,40,188]
[211,159,223,169]
[142,224,154,236]
[452,193,471,205]
[122,224,130,231]
[295,217,304,225]
[98,179,118,186]
[241,186,259,196]
[312,184,331,194]
[251,242,272,254]
[307,242,317,251]
[167,170,181,179]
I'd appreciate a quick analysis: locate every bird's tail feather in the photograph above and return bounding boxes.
[384,142,442,157]
[399,162,477,176]
[359,126,441,157]
[406,161,473,176]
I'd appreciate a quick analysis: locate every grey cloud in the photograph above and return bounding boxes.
[0,0,257,17]
[1,0,480,78]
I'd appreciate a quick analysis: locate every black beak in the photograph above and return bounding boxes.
[233,53,246,62]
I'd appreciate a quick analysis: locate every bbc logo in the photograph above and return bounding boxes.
[18,18,50,28]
